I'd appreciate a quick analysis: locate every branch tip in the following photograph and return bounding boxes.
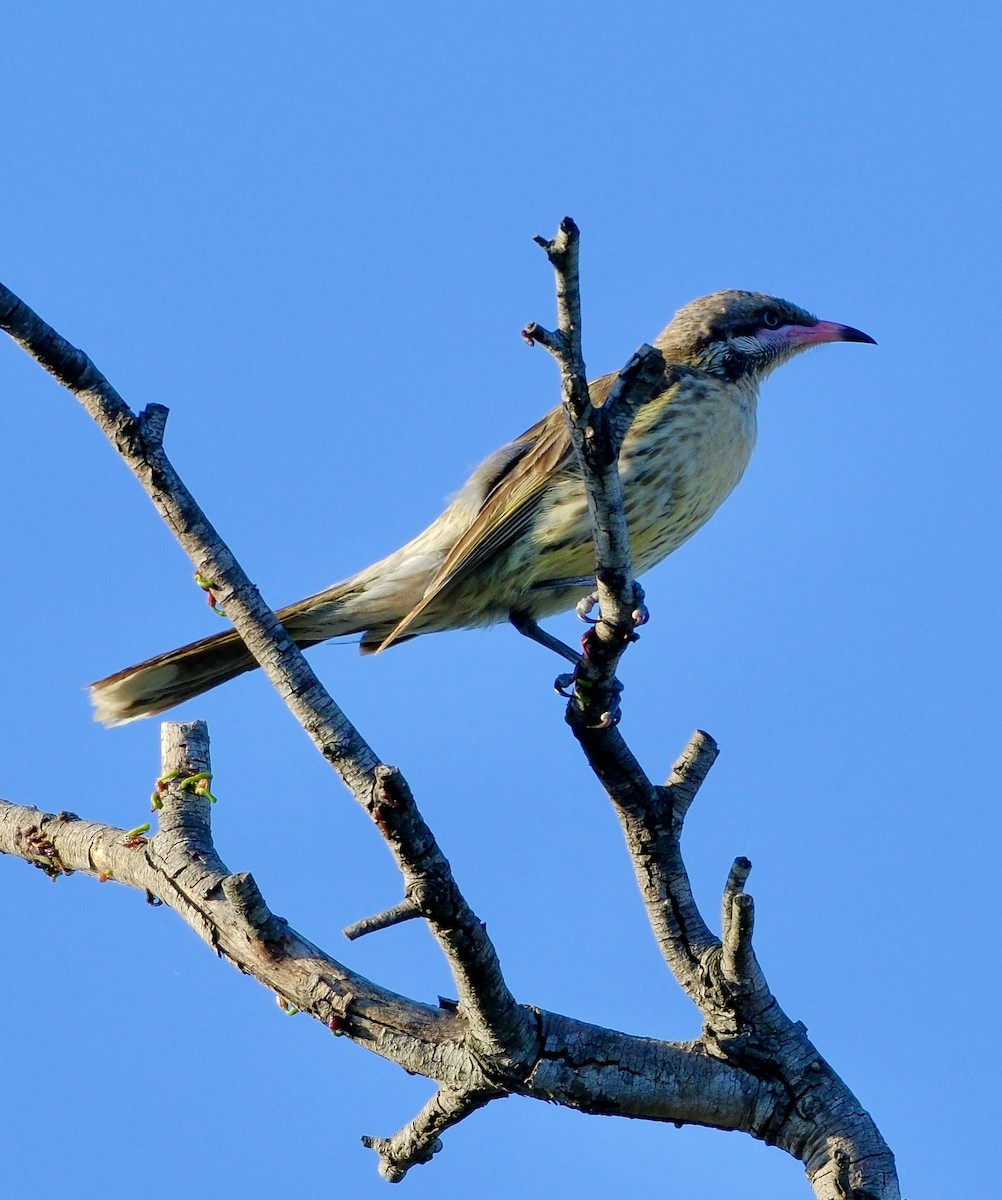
[721,889,756,986]
[361,1132,444,1183]
[361,1087,498,1182]
[137,402,168,448]
[726,857,752,892]
[343,897,422,941]
[521,321,559,353]
[533,216,580,263]
[373,763,410,808]
[220,871,286,943]
[664,730,720,823]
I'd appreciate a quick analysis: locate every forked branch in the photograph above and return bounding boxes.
[0,727,771,1180]
[0,226,900,1196]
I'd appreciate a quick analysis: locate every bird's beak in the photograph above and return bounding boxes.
[790,319,877,347]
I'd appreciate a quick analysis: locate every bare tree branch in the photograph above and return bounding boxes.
[571,727,721,993]
[520,222,898,1197]
[0,735,773,1177]
[523,218,666,727]
[0,222,901,1197]
[0,281,379,794]
[0,276,532,1032]
[566,719,899,1197]
[362,1089,499,1183]
[0,279,537,1164]
[344,763,535,1061]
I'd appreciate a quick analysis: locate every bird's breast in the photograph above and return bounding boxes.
[530,373,758,581]
[620,374,758,570]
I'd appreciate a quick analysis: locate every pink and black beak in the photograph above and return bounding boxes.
[790,319,877,347]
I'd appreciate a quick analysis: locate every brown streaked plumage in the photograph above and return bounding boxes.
[89,291,874,725]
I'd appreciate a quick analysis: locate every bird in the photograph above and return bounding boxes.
[89,290,875,725]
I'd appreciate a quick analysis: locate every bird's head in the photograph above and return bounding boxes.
[654,290,875,383]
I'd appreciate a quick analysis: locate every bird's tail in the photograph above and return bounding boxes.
[88,578,402,726]
[89,627,263,726]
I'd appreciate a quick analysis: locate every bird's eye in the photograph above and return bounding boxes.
[761,310,781,329]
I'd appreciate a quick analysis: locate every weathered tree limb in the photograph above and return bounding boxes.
[362,1089,498,1182]
[0,723,772,1178]
[522,222,899,1198]
[0,722,896,1195]
[571,725,721,993]
[580,727,899,1197]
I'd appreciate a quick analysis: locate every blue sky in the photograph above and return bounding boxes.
[1,3,998,1196]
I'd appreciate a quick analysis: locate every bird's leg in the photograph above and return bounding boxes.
[509,612,582,667]
[511,610,628,724]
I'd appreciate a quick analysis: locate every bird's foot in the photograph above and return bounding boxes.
[576,583,648,629]
[554,660,624,727]
[630,581,649,628]
[509,610,624,726]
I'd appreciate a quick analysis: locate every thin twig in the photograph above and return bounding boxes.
[343,897,422,941]
[362,1088,500,1182]
[525,218,665,727]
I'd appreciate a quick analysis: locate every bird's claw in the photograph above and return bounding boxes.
[589,673,624,727]
[554,655,597,695]
[576,591,599,623]
[630,581,648,626]
[554,663,623,728]
[554,672,576,697]
[577,586,647,629]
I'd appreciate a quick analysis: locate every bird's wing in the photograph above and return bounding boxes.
[374,372,616,651]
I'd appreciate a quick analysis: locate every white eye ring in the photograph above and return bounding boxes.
[761,310,781,329]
